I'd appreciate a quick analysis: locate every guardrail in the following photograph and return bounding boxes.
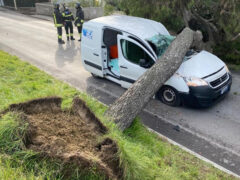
[35,2,103,20]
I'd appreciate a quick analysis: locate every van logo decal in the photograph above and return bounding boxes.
[83,29,93,39]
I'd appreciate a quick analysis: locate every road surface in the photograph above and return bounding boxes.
[0,8,240,175]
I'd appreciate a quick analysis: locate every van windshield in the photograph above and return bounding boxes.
[147,34,175,58]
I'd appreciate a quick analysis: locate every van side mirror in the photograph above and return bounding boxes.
[139,59,147,68]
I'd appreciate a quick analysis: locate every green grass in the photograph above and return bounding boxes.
[228,64,240,71]
[0,50,237,180]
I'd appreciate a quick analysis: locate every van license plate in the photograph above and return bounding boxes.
[221,85,229,94]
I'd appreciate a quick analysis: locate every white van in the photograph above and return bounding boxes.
[81,15,232,107]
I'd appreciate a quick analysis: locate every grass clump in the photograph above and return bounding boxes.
[0,113,27,153]
[0,50,238,179]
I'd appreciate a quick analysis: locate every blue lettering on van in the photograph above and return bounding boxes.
[83,29,93,39]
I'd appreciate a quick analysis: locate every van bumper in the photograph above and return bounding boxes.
[179,74,232,107]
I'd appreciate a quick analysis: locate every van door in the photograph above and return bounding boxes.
[117,35,156,88]
[81,25,103,77]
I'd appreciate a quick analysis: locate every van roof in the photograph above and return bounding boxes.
[86,15,170,39]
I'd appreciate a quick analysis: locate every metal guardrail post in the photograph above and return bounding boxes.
[0,0,4,6]
[13,0,17,10]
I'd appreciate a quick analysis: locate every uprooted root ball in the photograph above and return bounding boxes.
[4,97,122,179]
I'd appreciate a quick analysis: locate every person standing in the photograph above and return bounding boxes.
[74,3,84,41]
[53,3,65,44]
[62,7,75,41]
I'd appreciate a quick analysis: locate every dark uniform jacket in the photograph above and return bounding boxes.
[62,10,74,23]
[75,8,84,27]
[53,8,64,27]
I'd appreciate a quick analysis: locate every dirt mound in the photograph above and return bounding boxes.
[5,97,121,179]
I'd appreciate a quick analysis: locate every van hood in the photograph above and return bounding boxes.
[177,51,225,78]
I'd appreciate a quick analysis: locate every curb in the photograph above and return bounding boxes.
[30,15,52,22]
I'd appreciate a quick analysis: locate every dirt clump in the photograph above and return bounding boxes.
[5,97,121,179]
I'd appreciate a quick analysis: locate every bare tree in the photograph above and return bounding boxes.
[105,28,201,130]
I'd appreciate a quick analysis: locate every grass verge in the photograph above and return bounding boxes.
[0,50,237,179]
[228,64,240,72]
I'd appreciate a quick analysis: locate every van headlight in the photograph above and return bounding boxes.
[224,65,230,73]
[184,77,208,87]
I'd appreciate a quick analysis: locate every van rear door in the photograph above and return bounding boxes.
[117,35,156,88]
[81,25,104,77]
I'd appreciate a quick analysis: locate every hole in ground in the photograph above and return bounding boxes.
[4,97,122,179]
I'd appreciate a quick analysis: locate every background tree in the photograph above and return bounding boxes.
[105,0,240,66]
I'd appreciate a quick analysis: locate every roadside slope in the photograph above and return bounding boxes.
[0,51,238,179]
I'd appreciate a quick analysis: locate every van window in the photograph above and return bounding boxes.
[120,39,154,68]
[146,34,175,58]
[128,36,155,58]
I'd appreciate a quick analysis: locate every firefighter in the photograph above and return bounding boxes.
[74,3,84,41]
[62,7,75,41]
[53,3,65,44]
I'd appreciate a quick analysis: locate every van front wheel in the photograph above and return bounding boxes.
[157,86,181,107]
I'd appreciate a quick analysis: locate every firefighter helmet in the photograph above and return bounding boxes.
[75,2,81,9]
[54,3,60,9]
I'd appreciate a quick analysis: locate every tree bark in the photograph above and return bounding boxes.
[105,28,198,131]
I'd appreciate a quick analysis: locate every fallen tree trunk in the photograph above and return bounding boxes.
[105,28,199,131]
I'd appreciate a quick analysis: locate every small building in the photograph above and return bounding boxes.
[3,0,50,8]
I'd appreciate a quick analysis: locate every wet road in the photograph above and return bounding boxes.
[0,8,240,175]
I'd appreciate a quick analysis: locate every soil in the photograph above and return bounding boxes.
[4,97,121,180]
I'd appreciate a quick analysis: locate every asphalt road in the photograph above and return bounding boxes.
[1,8,240,175]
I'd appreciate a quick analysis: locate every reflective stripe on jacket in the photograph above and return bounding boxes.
[62,11,74,22]
[53,8,64,27]
[75,8,84,26]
